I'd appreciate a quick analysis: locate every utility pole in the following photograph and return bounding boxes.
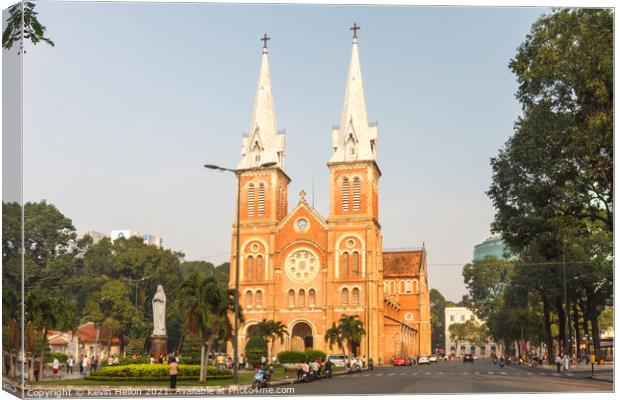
[562,237,569,354]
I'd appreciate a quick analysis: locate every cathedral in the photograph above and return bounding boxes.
[228,26,431,363]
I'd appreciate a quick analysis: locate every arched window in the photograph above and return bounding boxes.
[288,290,295,308]
[256,255,264,281]
[245,291,253,309]
[342,253,349,279]
[298,289,305,308]
[405,280,413,294]
[255,291,263,309]
[277,187,284,219]
[342,177,350,212]
[247,183,255,217]
[352,252,359,277]
[257,183,265,216]
[352,288,360,306]
[341,288,349,306]
[352,177,361,211]
[246,256,254,281]
[309,289,316,307]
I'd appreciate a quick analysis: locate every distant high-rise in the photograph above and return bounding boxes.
[473,236,515,261]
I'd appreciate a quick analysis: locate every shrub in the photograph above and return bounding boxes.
[88,364,231,379]
[277,351,306,364]
[45,352,68,364]
[245,337,268,365]
[179,355,201,365]
[276,350,328,364]
[303,350,327,362]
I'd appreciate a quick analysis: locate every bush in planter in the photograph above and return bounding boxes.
[88,364,232,379]
[245,336,268,366]
[303,350,327,362]
[277,351,306,364]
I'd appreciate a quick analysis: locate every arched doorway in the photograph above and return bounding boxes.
[246,324,260,342]
[291,322,313,351]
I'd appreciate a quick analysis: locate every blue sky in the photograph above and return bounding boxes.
[19,2,548,300]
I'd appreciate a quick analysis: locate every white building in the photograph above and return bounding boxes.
[444,307,499,358]
[110,230,163,248]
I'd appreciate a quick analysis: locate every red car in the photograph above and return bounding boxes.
[392,356,411,366]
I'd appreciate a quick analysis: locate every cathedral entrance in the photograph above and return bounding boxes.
[291,322,313,351]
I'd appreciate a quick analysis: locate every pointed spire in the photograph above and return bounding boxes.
[330,23,377,163]
[237,34,285,170]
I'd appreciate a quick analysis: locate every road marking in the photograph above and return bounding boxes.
[566,373,574,377]
[388,373,395,376]
[500,372,507,375]
[463,372,469,375]
[539,373,547,376]
[424,372,431,376]
[399,372,406,376]
[488,372,494,375]
[526,372,533,375]
[364,374,371,377]
[376,373,384,376]
[474,371,480,375]
[552,373,560,377]
[412,372,418,376]
[438,372,444,375]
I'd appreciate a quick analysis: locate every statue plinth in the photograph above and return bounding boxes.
[151,335,168,362]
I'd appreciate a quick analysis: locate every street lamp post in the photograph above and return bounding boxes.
[204,161,276,385]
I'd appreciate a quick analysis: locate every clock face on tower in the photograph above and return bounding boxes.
[285,249,319,282]
[295,218,309,232]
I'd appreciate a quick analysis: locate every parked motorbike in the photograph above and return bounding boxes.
[500,358,505,368]
[368,359,374,371]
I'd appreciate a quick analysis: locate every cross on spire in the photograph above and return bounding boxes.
[350,23,360,39]
[260,33,270,49]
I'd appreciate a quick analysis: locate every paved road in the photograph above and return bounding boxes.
[287,361,613,394]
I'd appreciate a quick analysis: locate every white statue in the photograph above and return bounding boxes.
[152,285,167,336]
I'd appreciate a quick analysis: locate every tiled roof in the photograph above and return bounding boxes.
[383,250,422,276]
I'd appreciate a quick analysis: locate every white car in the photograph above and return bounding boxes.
[418,356,430,365]
[327,354,348,367]
[429,355,438,363]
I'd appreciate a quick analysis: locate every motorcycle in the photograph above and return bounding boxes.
[322,364,334,379]
[305,369,322,382]
[368,359,374,371]
[499,358,505,368]
[251,369,271,389]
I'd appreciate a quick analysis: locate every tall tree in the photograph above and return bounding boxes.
[3,2,55,53]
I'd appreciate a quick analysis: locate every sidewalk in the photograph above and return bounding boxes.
[513,361,613,383]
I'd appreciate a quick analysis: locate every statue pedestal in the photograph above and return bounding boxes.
[151,335,168,362]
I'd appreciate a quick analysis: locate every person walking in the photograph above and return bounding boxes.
[66,356,74,375]
[563,354,570,371]
[33,356,41,382]
[81,355,88,375]
[52,357,60,379]
[239,354,246,370]
[169,356,178,390]
[555,354,562,372]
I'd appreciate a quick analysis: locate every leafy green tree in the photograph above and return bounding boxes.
[82,280,142,355]
[429,289,447,352]
[448,323,467,355]
[3,2,54,53]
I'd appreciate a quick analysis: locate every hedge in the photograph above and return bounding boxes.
[277,350,327,364]
[101,356,150,367]
[88,364,231,379]
[84,375,229,382]
[45,352,68,364]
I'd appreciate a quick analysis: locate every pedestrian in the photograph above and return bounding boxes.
[563,354,570,371]
[66,356,74,375]
[150,355,155,364]
[94,356,99,371]
[239,353,245,370]
[107,354,113,366]
[3,351,11,377]
[52,357,60,379]
[272,355,277,365]
[216,354,225,371]
[33,356,41,382]
[555,354,562,372]
[261,354,267,367]
[113,354,119,365]
[81,355,88,375]
[585,352,590,366]
[169,356,178,390]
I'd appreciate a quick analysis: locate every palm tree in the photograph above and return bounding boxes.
[337,315,366,356]
[324,323,344,353]
[254,319,288,362]
[177,274,240,382]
